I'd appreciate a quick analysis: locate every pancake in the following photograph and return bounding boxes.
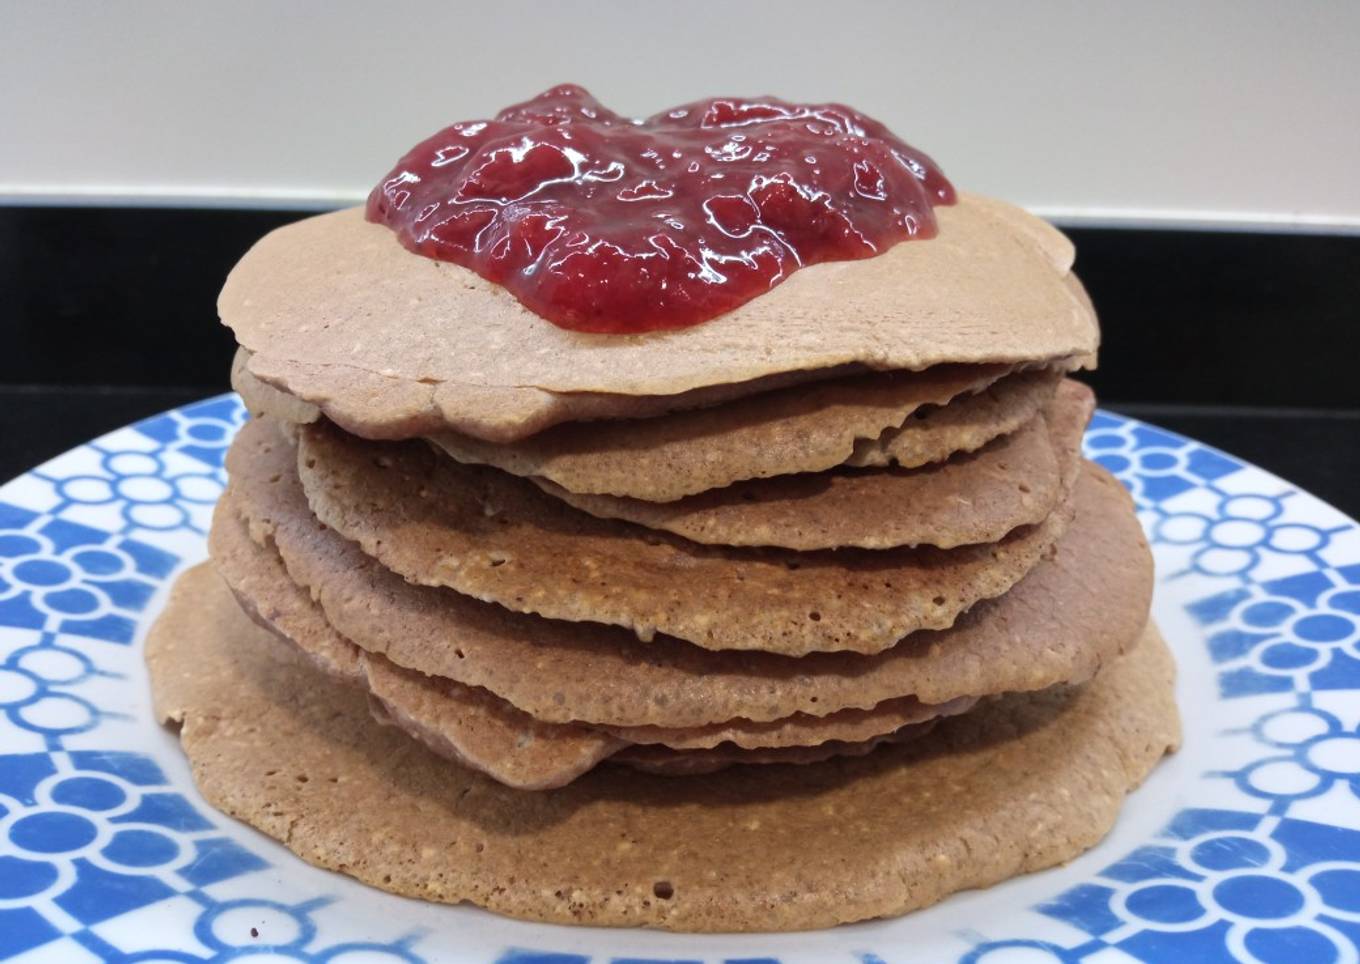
[212,505,623,790]
[147,562,1178,932]
[370,648,968,780]
[600,696,974,751]
[228,417,1150,726]
[223,195,1097,442]
[610,722,938,777]
[214,505,980,785]
[215,501,976,763]
[293,417,1076,655]
[540,380,1091,550]
[428,363,1024,503]
[372,646,969,759]
[232,348,320,426]
[213,491,360,683]
[362,658,622,790]
[370,677,938,781]
[234,347,871,442]
[848,366,1061,469]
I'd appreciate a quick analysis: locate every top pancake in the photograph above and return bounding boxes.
[223,194,1097,442]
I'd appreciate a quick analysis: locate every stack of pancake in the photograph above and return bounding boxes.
[147,194,1180,931]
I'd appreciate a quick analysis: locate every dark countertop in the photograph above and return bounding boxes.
[2,385,1355,521]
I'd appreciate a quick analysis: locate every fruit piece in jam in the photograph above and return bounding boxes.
[367,85,954,334]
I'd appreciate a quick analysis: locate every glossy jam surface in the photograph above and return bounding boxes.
[367,85,955,333]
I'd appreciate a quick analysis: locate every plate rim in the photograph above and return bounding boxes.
[0,393,1358,964]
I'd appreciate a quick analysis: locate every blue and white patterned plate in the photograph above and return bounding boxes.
[2,395,1359,964]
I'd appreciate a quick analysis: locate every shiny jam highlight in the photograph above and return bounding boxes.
[367,85,955,334]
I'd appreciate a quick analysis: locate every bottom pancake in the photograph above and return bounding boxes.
[147,563,1180,933]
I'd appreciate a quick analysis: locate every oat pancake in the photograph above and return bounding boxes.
[213,495,359,683]
[148,563,1178,932]
[212,506,622,790]
[235,345,1060,493]
[216,502,984,784]
[229,418,1149,725]
[232,348,320,426]
[371,649,967,759]
[600,696,974,751]
[293,417,1075,655]
[848,367,1061,469]
[427,363,1023,502]
[540,381,1091,549]
[609,722,938,777]
[367,679,922,781]
[235,347,871,443]
[216,501,976,764]
[361,657,622,790]
[370,648,969,779]
[224,195,1097,442]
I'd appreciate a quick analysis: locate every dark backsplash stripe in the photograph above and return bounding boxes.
[2,205,1356,408]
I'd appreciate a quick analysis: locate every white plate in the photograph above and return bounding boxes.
[2,396,1358,964]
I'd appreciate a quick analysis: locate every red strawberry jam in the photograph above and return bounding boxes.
[367,85,954,334]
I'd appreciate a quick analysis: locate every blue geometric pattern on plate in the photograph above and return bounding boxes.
[1,395,1357,963]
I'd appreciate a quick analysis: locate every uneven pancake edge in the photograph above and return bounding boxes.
[531,383,1082,550]
[847,366,1063,469]
[425,362,1033,502]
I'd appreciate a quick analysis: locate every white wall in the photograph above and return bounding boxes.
[2,0,1357,229]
